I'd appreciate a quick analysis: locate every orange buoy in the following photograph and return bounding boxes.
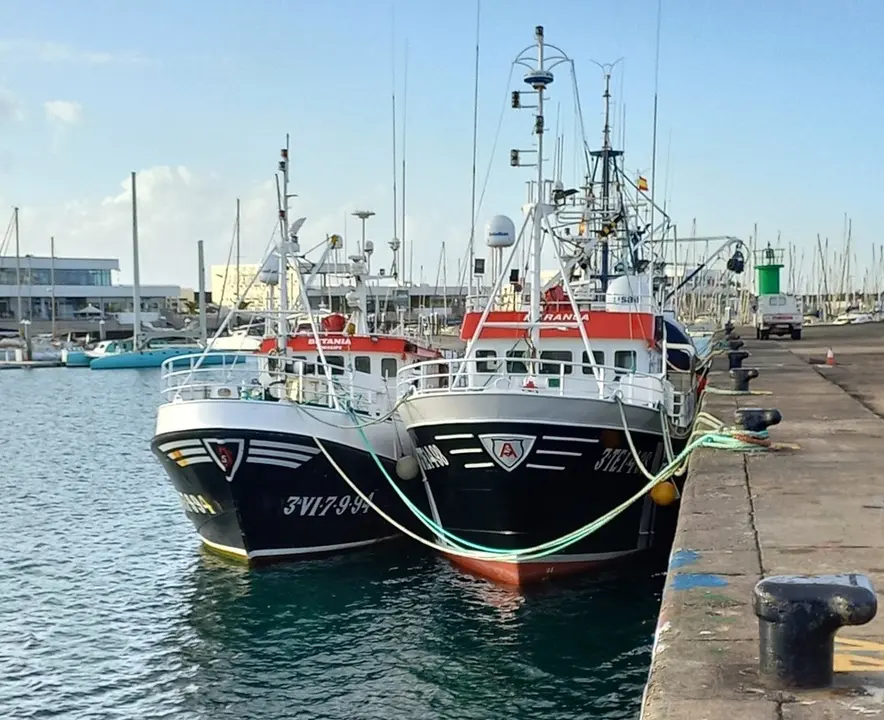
[650,481,679,506]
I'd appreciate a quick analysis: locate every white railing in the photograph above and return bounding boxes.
[159,352,391,417]
[398,357,669,409]
[398,356,696,426]
[463,291,662,315]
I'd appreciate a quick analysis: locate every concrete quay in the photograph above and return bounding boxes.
[641,324,884,720]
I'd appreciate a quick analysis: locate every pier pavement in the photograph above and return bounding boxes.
[641,324,884,719]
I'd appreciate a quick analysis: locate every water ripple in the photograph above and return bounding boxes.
[0,368,663,719]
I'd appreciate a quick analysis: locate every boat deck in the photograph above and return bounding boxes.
[642,326,884,719]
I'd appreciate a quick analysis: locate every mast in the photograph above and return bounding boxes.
[600,72,612,289]
[13,207,21,324]
[130,172,142,350]
[401,40,409,288]
[467,0,481,293]
[390,7,400,282]
[528,26,547,360]
[50,235,56,339]
[197,240,207,345]
[235,197,241,303]
[277,135,291,349]
[649,0,662,251]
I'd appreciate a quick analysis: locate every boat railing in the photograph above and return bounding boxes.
[397,356,686,414]
[160,352,391,416]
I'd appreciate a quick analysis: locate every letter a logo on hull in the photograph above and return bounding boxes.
[478,434,536,472]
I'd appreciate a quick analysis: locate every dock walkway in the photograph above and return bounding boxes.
[642,334,884,719]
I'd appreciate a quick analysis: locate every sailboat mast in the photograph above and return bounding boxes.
[278,135,291,347]
[13,207,21,324]
[467,0,481,292]
[528,26,547,356]
[235,197,241,302]
[390,7,399,281]
[50,235,56,339]
[131,172,142,350]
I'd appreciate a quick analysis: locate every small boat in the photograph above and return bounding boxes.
[89,335,227,369]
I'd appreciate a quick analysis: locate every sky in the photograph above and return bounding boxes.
[0,0,882,290]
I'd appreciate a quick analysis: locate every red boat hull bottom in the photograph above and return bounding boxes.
[445,549,639,587]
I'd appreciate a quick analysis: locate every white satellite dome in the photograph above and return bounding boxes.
[485,215,516,248]
[605,274,653,313]
[259,254,280,285]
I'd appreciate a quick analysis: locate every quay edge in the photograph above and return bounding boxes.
[641,328,884,720]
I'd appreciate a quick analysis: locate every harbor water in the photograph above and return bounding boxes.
[0,368,668,720]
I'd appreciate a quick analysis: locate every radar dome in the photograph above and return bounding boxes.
[486,215,516,248]
[259,254,280,285]
[605,274,652,313]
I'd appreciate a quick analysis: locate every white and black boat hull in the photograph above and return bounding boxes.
[151,400,412,564]
[398,393,687,586]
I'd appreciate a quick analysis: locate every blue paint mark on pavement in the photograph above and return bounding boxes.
[671,573,729,590]
[669,549,700,569]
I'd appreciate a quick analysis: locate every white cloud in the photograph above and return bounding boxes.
[0,40,147,65]
[0,87,23,123]
[44,100,82,125]
[7,167,407,289]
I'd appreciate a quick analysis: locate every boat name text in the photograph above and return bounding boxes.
[307,337,352,347]
[415,444,449,471]
[538,311,591,323]
[594,448,655,475]
[283,493,375,517]
[178,492,217,515]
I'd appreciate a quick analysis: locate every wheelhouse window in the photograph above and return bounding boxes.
[506,350,528,374]
[540,350,572,375]
[285,355,308,373]
[581,350,605,374]
[381,357,398,378]
[354,355,371,373]
[324,355,345,375]
[614,350,636,371]
[475,349,498,373]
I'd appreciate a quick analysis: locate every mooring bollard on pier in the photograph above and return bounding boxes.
[728,350,750,370]
[734,407,782,432]
[730,367,759,392]
[753,574,878,689]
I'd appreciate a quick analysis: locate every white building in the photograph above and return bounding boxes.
[0,255,180,322]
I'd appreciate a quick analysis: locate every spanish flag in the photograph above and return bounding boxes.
[638,176,649,192]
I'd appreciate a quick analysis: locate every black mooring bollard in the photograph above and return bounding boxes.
[728,338,745,351]
[724,321,735,335]
[730,367,759,392]
[734,407,782,432]
[726,331,741,341]
[753,574,877,689]
[728,350,750,370]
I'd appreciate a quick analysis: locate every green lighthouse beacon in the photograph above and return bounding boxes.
[753,243,802,340]
[755,243,784,296]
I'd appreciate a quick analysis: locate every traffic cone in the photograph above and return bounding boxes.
[826,348,835,366]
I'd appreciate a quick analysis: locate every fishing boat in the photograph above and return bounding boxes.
[391,27,730,586]
[150,139,440,564]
